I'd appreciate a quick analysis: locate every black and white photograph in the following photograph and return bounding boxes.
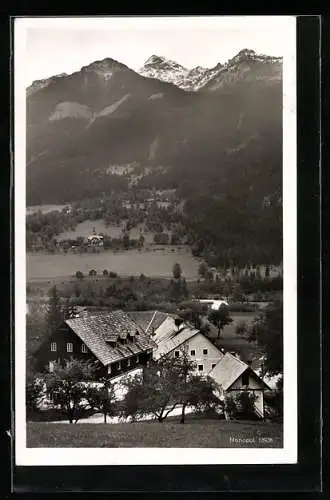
[14,15,297,465]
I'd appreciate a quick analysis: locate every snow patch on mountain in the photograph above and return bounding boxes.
[149,136,159,161]
[148,93,164,100]
[93,94,131,121]
[226,133,259,155]
[48,101,93,121]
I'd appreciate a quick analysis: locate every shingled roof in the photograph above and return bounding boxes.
[209,353,272,391]
[152,315,199,360]
[65,310,157,366]
[127,310,169,333]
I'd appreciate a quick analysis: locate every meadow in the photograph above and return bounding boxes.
[27,419,283,448]
[27,247,200,281]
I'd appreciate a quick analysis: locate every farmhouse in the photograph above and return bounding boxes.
[147,314,224,375]
[35,310,156,379]
[209,352,272,418]
[87,234,104,246]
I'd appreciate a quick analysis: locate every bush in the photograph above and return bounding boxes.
[229,302,259,312]
[109,271,118,278]
[225,391,258,420]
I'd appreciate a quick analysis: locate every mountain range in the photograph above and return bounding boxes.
[138,49,281,91]
[26,48,283,264]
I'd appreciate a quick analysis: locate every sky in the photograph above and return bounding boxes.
[16,16,296,86]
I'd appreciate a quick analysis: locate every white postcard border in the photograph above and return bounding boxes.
[14,15,297,466]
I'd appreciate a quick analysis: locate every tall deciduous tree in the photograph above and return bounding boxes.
[85,378,117,423]
[178,301,208,330]
[46,285,63,333]
[247,299,283,376]
[208,304,233,338]
[121,351,221,424]
[26,371,44,417]
[45,358,96,423]
[172,262,182,280]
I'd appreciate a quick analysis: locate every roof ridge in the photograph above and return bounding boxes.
[145,310,157,333]
[225,351,248,367]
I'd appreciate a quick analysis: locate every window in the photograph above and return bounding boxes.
[49,361,54,373]
[190,350,196,356]
[108,365,112,374]
[242,370,249,386]
[66,342,73,353]
[203,349,208,355]
[118,361,121,370]
[175,351,180,358]
[198,365,204,372]
[212,363,216,369]
[81,344,87,353]
[50,342,57,352]
[127,359,131,367]
[136,355,140,363]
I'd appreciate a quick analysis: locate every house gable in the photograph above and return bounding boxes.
[34,322,99,373]
[183,333,224,375]
[227,367,267,391]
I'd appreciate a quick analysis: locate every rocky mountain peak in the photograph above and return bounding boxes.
[81,57,128,73]
[144,55,167,66]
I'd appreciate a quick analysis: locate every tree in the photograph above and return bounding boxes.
[45,358,96,423]
[198,262,208,278]
[225,390,257,420]
[170,232,181,245]
[235,320,248,336]
[26,372,44,417]
[121,351,222,424]
[85,378,117,423]
[46,286,63,333]
[172,262,182,280]
[63,297,76,320]
[89,269,97,278]
[103,269,109,277]
[75,270,84,280]
[247,299,283,376]
[122,233,130,250]
[121,355,189,423]
[178,301,208,330]
[185,374,223,419]
[173,348,221,423]
[138,234,145,247]
[154,232,169,245]
[208,305,233,338]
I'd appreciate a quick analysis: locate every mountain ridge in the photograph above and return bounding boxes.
[26,48,283,265]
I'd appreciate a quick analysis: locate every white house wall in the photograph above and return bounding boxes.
[230,372,265,390]
[179,333,224,375]
[253,391,264,417]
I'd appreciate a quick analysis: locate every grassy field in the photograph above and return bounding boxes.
[27,247,200,281]
[27,419,283,448]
